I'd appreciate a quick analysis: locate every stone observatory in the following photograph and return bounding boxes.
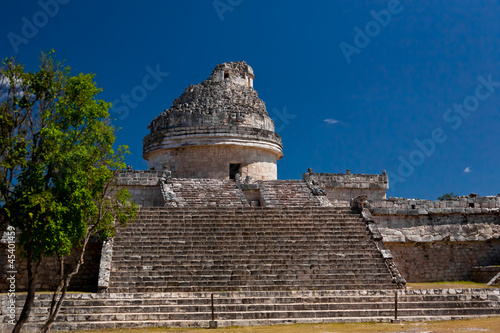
[143,61,283,180]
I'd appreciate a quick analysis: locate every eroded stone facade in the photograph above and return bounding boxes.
[368,196,500,282]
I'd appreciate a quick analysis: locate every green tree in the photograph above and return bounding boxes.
[0,52,137,333]
[438,192,458,201]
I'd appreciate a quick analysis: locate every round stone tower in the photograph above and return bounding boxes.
[143,61,283,180]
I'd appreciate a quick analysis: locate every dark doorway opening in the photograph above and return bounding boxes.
[229,163,241,180]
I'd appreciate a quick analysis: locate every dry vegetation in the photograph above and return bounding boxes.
[406,281,495,289]
[61,316,500,333]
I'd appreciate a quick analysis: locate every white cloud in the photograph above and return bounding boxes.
[464,167,471,173]
[324,119,339,124]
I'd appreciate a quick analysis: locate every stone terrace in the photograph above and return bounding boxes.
[3,289,500,332]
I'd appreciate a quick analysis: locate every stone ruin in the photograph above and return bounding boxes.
[144,61,282,180]
[1,61,499,331]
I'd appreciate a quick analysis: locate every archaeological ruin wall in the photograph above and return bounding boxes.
[0,238,101,292]
[369,196,500,282]
[303,170,389,206]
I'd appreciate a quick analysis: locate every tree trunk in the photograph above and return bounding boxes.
[39,233,91,333]
[12,249,41,333]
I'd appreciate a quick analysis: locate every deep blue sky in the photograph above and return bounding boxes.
[1,0,499,199]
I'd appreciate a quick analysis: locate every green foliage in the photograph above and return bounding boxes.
[438,192,458,201]
[0,51,137,263]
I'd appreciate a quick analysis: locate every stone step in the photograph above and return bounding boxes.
[111,248,380,254]
[108,278,394,287]
[37,300,459,314]
[112,240,376,245]
[114,235,372,240]
[137,215,358,218]
[28,295,496,308]
[106,284,397,293]
[113,241,374,247]
[115,226,366,232]
[110,265,389,271]
[109,266,389,273]
[109,262,387,270]
[110,270,389,277]
[9,288,500,301]
[22,307,500,323]
[110,249,382,254]
[120,228,363,231]
[109,257,384,263]
[112,235,370,243]
[132,211,355,215]
[111,259,383,264]
[13,315,500,333]
[115,227,368,232]
[108,274,393,281]
[117,218,364,222]
[127,215,360,219]
[127,220,362,224]
[110,252,383,257]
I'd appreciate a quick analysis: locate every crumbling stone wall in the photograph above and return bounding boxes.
[375,214,500,242]
[371,196,500,282]
[385,240,500,282]
[115,170,165,206]
[371,196,500,213]
[304,170,388,205]
[470,266,500,285]
[0,242,102,292]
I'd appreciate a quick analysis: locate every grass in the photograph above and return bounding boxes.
[58,316,500,333]
[406,281,495,289]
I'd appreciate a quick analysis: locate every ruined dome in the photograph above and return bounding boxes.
[147,61,275,132]
[143,61,283,180]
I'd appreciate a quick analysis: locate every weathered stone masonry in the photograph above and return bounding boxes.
[304,170,389,206]
[0,240,101,292]
[369,196,500,282]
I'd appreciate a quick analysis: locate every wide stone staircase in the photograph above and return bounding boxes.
[3,289,500,332]
[107,207,395,292]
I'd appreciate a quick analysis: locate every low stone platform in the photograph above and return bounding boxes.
[2,288,499,332]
